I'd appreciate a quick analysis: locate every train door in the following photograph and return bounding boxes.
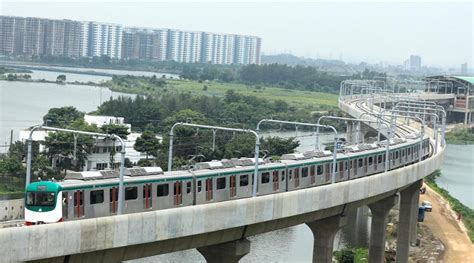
[143,184,152,209]
[110,187,118,214]
[364,158,368,174]
[353,160,358,177]
[174,181,182,206]
[272,171,279,191]
[338,161,344,179]
[230,175,237,198]
[325,163,330,182]
[374,156,378,171]
[310,166,316,184]
[73,190,84,218]
[205,178,213,201]
[62,192,68,220]
[294,168,300,188]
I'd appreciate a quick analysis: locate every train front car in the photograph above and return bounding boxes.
[25,181,63,225]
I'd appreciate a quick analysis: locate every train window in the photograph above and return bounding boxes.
[368,157,373,166]
[310,166,315,176]
[395,151,399,159]
[197,181,202,192]
[302,167,309,178]
[157,184,169,197]
[240,175,249,186]
[125,187,138,200]
[402,149,405,157]
[358,159,363,168]
[281,170,285,181]
[408,148,411,154]
[316,165,323,176]
[90,190,104,204]
[261,172,270,184]
[217,177,226,190]
[186,182,192,194]
[377,155,382,163]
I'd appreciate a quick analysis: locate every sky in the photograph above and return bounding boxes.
[1,0,472,68]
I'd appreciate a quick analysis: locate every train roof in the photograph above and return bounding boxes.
[27,181,62,192]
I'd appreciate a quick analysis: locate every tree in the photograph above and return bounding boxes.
[43,120,98,173]
[43,106,84,128]
[0,155,24,180]
[100,123,130,167]
[100,124,130,139]
[261,136,300,157]
[223,134,256,158]
[56,74,66,83]
[6,74,17,81]
[134,130,161,160]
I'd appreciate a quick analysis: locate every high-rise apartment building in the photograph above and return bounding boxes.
[461,63,468,75]
[63,20,89,58]
[167,30,203,63]
[122,27,168,61]
[201,33,236,65]
[88,22,122,59]
[409,55,421,70]
[43,19,66,56]
[22,17,46,56]
[0,16,17,55]
[0,15,261,64]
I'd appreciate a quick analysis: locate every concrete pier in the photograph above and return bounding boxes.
[368,195,399,263]
[396,180,422,263]
[306,215,347,263]
[197,238,250,263]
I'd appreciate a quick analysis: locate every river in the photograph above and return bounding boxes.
[1,66,472,262]
[0,70,134,151]
[0,61,179,79]
[438,144,474,208]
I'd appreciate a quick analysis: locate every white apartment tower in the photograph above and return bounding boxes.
[167,30,203,63]
[200,33,236,65]
[88,22,122,59]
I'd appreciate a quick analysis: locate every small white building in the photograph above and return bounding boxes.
[19,115,161,171]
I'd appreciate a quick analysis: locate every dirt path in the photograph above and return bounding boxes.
[421,185,474,262]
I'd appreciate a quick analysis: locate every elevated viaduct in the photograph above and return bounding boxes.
[0,91,445,263]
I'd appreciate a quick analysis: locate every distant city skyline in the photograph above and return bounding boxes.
[0,15,262,65]
[0,0,472,68]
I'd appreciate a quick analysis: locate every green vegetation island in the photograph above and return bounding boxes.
[445,127,474,144]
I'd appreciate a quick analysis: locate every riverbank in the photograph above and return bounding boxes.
[0,75,106,87]
[424,171,474,242]
[0,60,181,76]
[420,183,474,261]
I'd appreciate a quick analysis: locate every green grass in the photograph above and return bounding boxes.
[108,79,339,109]
[425,170,474,242]
[0,178,24,195]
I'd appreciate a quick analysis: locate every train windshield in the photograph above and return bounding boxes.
[26,192,56,207]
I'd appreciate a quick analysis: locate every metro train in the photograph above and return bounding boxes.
[24,134,431,225]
